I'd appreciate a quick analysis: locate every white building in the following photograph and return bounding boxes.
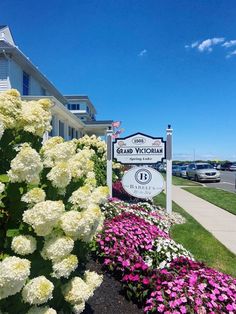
[0,25,113,139]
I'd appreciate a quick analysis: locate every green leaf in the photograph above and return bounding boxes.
[6,228,20,237]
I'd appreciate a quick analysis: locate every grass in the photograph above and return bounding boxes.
[154,193,236,277]
[183,187,236,216]
[172,176,201,186]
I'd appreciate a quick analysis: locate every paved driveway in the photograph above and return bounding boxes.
[204,171,236,193]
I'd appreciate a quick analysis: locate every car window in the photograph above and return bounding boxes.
[196,164,213,170]
[181,166,187,170]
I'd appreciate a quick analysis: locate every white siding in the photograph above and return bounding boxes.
[9,59,46,96]
[0,57,10,91]
[9,59,22,92]
[30,76,43,95]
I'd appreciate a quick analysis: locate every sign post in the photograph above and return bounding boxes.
[166,125,173,214]
[106,127,113,197]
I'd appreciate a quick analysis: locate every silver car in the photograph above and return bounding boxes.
[186,163,221,182]
[175,165,188,178]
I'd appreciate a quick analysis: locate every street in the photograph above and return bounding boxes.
[204,171,236,193]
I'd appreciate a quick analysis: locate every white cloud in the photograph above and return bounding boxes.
[191,41,199,48]
[222,40,236,48]
[226,49,236,58]
[185,37,236,58]
[185,37,225,53]
[198,37,225,52]
[138,49,147,57]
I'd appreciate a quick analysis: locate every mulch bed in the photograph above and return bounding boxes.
[84,256,143,314]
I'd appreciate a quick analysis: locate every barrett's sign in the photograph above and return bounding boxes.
[113,132,166,164]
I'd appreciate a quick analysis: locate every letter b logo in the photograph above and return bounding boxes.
[135,168,152,185]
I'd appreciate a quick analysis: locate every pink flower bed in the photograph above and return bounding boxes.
[96,202,236,312]
[97,212,168,274]
[144,257,236,314]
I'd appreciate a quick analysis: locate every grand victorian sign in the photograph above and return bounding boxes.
[113,132,166,164]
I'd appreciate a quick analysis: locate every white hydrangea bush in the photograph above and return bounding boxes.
[0,90,108,313]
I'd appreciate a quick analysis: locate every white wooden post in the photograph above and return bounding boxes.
[166,125,173,214]
[106,128,113,197]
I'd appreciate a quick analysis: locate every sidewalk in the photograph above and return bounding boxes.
[171,185,236,255]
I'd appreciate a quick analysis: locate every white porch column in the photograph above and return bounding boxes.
[64,120,69,141]
[52,115,59,136]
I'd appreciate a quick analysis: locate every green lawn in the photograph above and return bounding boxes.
[154,193,236,277]
[172,176,201,186]
[183,187,236,216]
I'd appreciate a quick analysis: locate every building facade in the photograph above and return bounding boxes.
[0,25,113,139]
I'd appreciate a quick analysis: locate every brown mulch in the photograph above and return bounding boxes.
[84,257,143,314]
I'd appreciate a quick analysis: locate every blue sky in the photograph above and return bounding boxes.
[1,0,236,160]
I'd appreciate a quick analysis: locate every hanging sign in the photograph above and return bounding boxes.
[113,132,166,164]
[122,166,164,198]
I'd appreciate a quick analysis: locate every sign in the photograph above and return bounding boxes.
[122,166,164,199]
[113,132,166,164]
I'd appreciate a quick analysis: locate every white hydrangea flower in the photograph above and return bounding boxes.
[0,182,5,194]
[11,235,37,256]
[8,144,43,184]
[21,188,46,206]
[69,185,92,210]
[19,99,52,137]
[90,186,109,205]
[79,205,103,242]
[23,200,65,236]
[77,135,106,155]
[0,256,30,300]
[84,271,103,291]
[47,161,72,189]
[0,119,4,140]
[59,210,83,238]
[62,277,93,305]
[41,233,74,262]
[41,141,77,168]
[84,171,97,188]
[27,306,57,314]
[72,301,85,314]
[0,89,21,129]
[52,254,78,279]
[22,276,54,305]
[61,205,102,242]
[68,148,95,180]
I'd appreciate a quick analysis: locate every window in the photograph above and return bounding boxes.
[72,104,77,110]
[75,131,78,139]
[23,71,30,95]
[59,120,64,137]
[68,126,75,140]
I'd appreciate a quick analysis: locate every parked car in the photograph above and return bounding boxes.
[229,163,236,171]
[186,163,221,182]
[175,165,188,178]
[172,165,181,176]
[221,162,233,171]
